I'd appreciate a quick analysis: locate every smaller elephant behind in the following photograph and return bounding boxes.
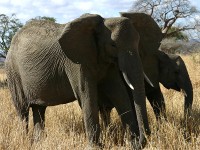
[156,50,193,117]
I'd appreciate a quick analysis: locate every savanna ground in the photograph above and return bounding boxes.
[0,50,200,149]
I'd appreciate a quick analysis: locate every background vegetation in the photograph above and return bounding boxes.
[0,46,200,149]
[160,38,200,54]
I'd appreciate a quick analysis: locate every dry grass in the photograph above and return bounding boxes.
[0,53,200,150]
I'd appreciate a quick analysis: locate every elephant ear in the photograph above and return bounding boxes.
[120,12,163,56]
[58,14,104,64]
[157,50,181,88]
[157,50,171,67]
[159,52,180,71]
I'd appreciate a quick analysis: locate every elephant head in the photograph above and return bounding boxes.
[157,50,193,116]
[120,12,163,56]
[120,12,163,87]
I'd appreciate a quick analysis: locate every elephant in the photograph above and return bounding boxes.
[154,50,193,118]
[99,13,193,126]
[5,13,150,149]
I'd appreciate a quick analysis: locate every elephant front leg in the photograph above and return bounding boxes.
[106,85,140,147]
[79,83,101,148]
[74,86,101,148]
[82,96,100,147]
[66,65,101,148]
[100,76,140,147]
[146,87,166,120]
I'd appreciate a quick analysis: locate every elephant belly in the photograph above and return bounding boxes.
[39,84,76,106]
[24,74,77,106]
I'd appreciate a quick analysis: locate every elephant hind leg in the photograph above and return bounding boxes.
[31,104,47,141]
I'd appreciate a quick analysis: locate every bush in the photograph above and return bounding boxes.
[160,38,200,54]
[160,38,182,54]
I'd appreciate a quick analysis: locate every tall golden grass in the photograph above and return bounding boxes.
[0,53,199,149]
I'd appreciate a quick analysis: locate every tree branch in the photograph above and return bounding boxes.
[165,26,196,38]
[0,53,6,58]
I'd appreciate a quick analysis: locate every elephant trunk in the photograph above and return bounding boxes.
[118,51,150,147]
[183,78,193,117]
[178,58,193,117]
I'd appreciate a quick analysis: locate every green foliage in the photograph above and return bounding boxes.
[167,27,188,41]
[29,16,56,23]
[0,14,23,55]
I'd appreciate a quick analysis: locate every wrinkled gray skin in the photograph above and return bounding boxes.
[5,14,149,149]
[99,13,193,126]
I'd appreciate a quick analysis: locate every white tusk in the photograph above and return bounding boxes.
[144,72,154,87]
[122,72,134,90]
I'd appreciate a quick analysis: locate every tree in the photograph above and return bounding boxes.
[0,14,23,57]
[130,0,200,39]
[168,27,188,40]
[28,16,56,23]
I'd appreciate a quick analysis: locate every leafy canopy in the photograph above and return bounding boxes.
[0,14,23,56]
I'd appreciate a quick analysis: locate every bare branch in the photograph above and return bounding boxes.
[0,53,6,58]
[165,26,196,38]
[131,0,200,40]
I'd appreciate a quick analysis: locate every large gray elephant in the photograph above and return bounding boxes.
[99,13,193,125]
[5,14,149,148]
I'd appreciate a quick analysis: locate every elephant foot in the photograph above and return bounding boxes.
[130,133,148,150]
[130,141,143,150]
[31,134,46,144]
[31,128,47,144]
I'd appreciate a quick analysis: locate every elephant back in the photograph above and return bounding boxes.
[12,20,65,46]
[120,12,163,57]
